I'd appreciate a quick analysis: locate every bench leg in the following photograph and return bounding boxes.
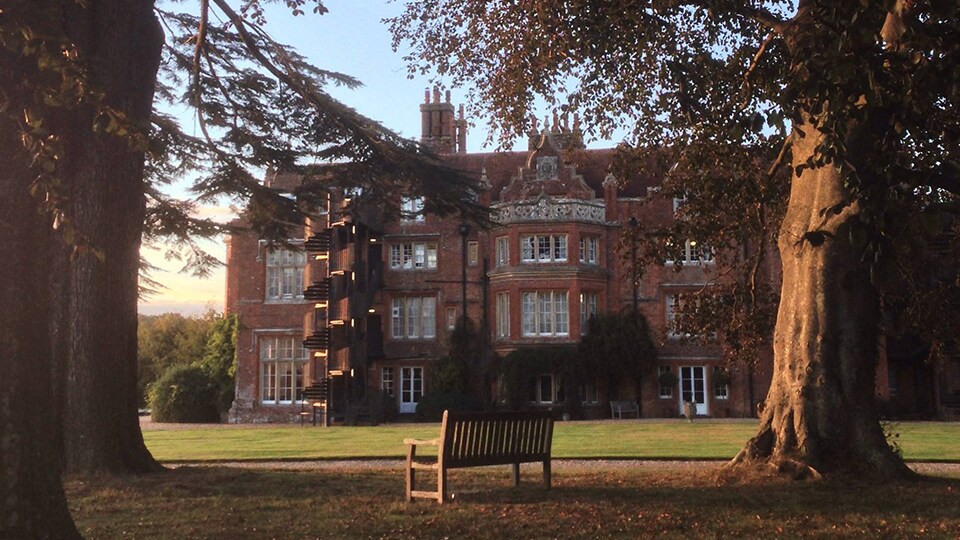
[438,467,447,504]
[543,460,551,489]
[405,447,415,502]
[511,463,520,487]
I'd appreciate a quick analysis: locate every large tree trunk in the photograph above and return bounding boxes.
[0,66,80,540]
[730,120,913,480]
[56,0,165,475]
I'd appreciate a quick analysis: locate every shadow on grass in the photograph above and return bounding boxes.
[67,465,960,539]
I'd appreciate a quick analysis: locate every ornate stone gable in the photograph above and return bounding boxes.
[499,134,596,203]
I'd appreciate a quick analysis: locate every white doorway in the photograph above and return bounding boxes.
[679,366,708,416]
[400,366,423,414]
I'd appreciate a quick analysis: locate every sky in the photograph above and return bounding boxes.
[137,1,607,316]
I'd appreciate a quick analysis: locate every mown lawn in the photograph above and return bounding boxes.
[142,419,960,462]
[67,463,960,539]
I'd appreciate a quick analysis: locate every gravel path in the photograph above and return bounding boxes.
[164,459,960,476]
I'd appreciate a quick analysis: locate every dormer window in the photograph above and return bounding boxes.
[536,156,558,180]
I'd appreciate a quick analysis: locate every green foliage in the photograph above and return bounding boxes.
[414,391,484,422]
[367,390,399,425]
[432,317,487,400]
[579,312,658,396]
[498,346,578,410]
[429,355,469,396]
[138,311,236,416]
[148,365,220,423]
[658,369,678,389]
[137,312,214,407]
[198,313,238,415]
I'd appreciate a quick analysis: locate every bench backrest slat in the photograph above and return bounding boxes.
[440,410,554,469]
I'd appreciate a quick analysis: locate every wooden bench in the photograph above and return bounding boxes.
[404,410,554,503]
[610,400,640,419]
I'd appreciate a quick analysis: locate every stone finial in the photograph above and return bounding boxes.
[603,172,618,188]
[479,166,491,189]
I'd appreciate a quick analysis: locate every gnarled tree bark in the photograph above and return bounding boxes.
[729,120,913,480]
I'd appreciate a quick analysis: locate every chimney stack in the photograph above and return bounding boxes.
[419,86,466,154]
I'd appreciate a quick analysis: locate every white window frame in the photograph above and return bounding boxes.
[391,296,437,340]
[521,291,569,337]
[713,367,729,400]
[400,196,425,222]
[259,336,309,405]
[677,239,713,264]
[665,294,686,338]
[381,367,395,397]
[265,247,306,301]
[496,236,509,266]
[529,373,563,404]
[496,292,510,339]
[579,236,599,264]
[400,366,424,414]
[389,241,438,270]
[521,234,567,263]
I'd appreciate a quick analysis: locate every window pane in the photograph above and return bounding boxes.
[538,236,551,261]
[392,299,403,338]
[414,243,426,268]
[422,297,436,338]
[266,268,280,298]
[554,236,567,261]
[538,292,552,334]
[261,362,276,402]
[390,245,401,268]
[522,236,535,261]
[554,292,568,335]
[522,292,536,336]
[539,375,553,403]
[406,297,421,338]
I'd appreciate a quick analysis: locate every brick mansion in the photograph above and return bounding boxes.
[225,90,954,423]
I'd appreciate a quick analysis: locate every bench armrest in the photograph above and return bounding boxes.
[404,438,440,447]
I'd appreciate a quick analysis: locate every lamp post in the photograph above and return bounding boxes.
[628,217,639,316]
[459,222,471,324]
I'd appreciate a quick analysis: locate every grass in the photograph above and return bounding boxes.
[142,419,960,462]
[67,463,960,539]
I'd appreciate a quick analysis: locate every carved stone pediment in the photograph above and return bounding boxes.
[493,196,606,224]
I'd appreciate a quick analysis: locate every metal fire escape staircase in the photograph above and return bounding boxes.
[300,228,332,425]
